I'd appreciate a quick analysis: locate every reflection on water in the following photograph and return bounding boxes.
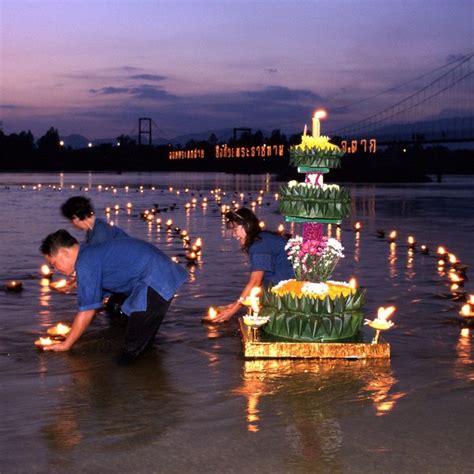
[1,172,474,472]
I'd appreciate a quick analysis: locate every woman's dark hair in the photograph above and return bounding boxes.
[225,207,261,253]
[61,196,94,220]
[40,229,78,256]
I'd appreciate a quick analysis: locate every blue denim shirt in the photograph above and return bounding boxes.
[86,218,129,244]
[249,231,294,286]
[75,238,188,315]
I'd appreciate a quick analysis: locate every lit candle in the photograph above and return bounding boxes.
[40,265,53,279]
[354,222,362,231]
[185,251,197,263]
[420,244,429,254]
[407,236,416,249]
[388,230,397,242]
[5,280,23,292]
[349,278,358,289]
[312,109,327,138]
[47,323,71,337]
[364,306,396,344]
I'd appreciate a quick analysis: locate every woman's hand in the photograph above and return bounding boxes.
[211,302,240,323]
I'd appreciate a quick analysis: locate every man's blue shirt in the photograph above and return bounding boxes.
[86,218,129,244]
[75,238,188,315]
[248,231,294,286]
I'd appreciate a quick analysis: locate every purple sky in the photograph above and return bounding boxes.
[1,0,472,140]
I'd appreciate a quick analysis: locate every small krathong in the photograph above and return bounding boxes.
[202,306,226,323]
[365,306,396,344]
[47,323,71,337]
[49,279,68,292]
[40,265,53,279]
[34,337,62,348]
[5,280,23,292]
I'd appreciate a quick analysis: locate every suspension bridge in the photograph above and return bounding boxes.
[328,53,473,145]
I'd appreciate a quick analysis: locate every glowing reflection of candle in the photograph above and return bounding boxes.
[460,304,474,318]
[389,242,398,278]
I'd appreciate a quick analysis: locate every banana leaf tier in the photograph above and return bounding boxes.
[279,183,351,223]
[259,281,366,342]
[289,146,344,173]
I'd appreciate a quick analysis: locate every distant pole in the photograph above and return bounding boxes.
[139,118,152,146]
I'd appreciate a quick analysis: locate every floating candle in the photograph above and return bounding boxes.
[49,279,68,291]
[420,244,429,254]
[407,236,416,249]
[47,323,71,337]
[34,337,61,348]
[388,231,397,242]
[40,265,53,279]
[5,280,23,292]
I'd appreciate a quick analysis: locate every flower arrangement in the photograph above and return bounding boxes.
[271,279,355,299]
[285,236,344,282]
[287,180,340,192]
[294,135,341,154]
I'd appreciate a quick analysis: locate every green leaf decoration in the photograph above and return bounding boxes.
[260,287,366,342]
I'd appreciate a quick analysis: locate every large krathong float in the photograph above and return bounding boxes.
[240,110,391,358]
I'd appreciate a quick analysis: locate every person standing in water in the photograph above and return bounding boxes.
[61,196,128,244]
[211,208,294,323]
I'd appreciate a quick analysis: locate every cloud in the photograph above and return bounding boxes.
[89,86,130,95]
[0,104,22,110]
[242,86,323,103]
[129,74,167,81]
[89,84,177,101]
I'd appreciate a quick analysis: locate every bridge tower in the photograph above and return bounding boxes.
[138,118,152,146]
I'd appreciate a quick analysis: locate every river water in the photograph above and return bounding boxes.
[0,172,473,473]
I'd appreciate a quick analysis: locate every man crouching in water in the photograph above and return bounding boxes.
[40,229,187,358]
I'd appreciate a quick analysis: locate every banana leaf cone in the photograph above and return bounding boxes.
[259,286,366,342]
[289,148,344,170]
[279,184,351,221]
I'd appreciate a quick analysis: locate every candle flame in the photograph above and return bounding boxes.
[468,294,474,305]
[314,109,327,119]
[349,278,357,289]
[377,306,396,321]
[39,337,53,345]
[194,237,202,248]
[249,287,262,316]
[460,304,472,317]
[208,307,217,320]
[437,246,446,256]
[41,264,52,276]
